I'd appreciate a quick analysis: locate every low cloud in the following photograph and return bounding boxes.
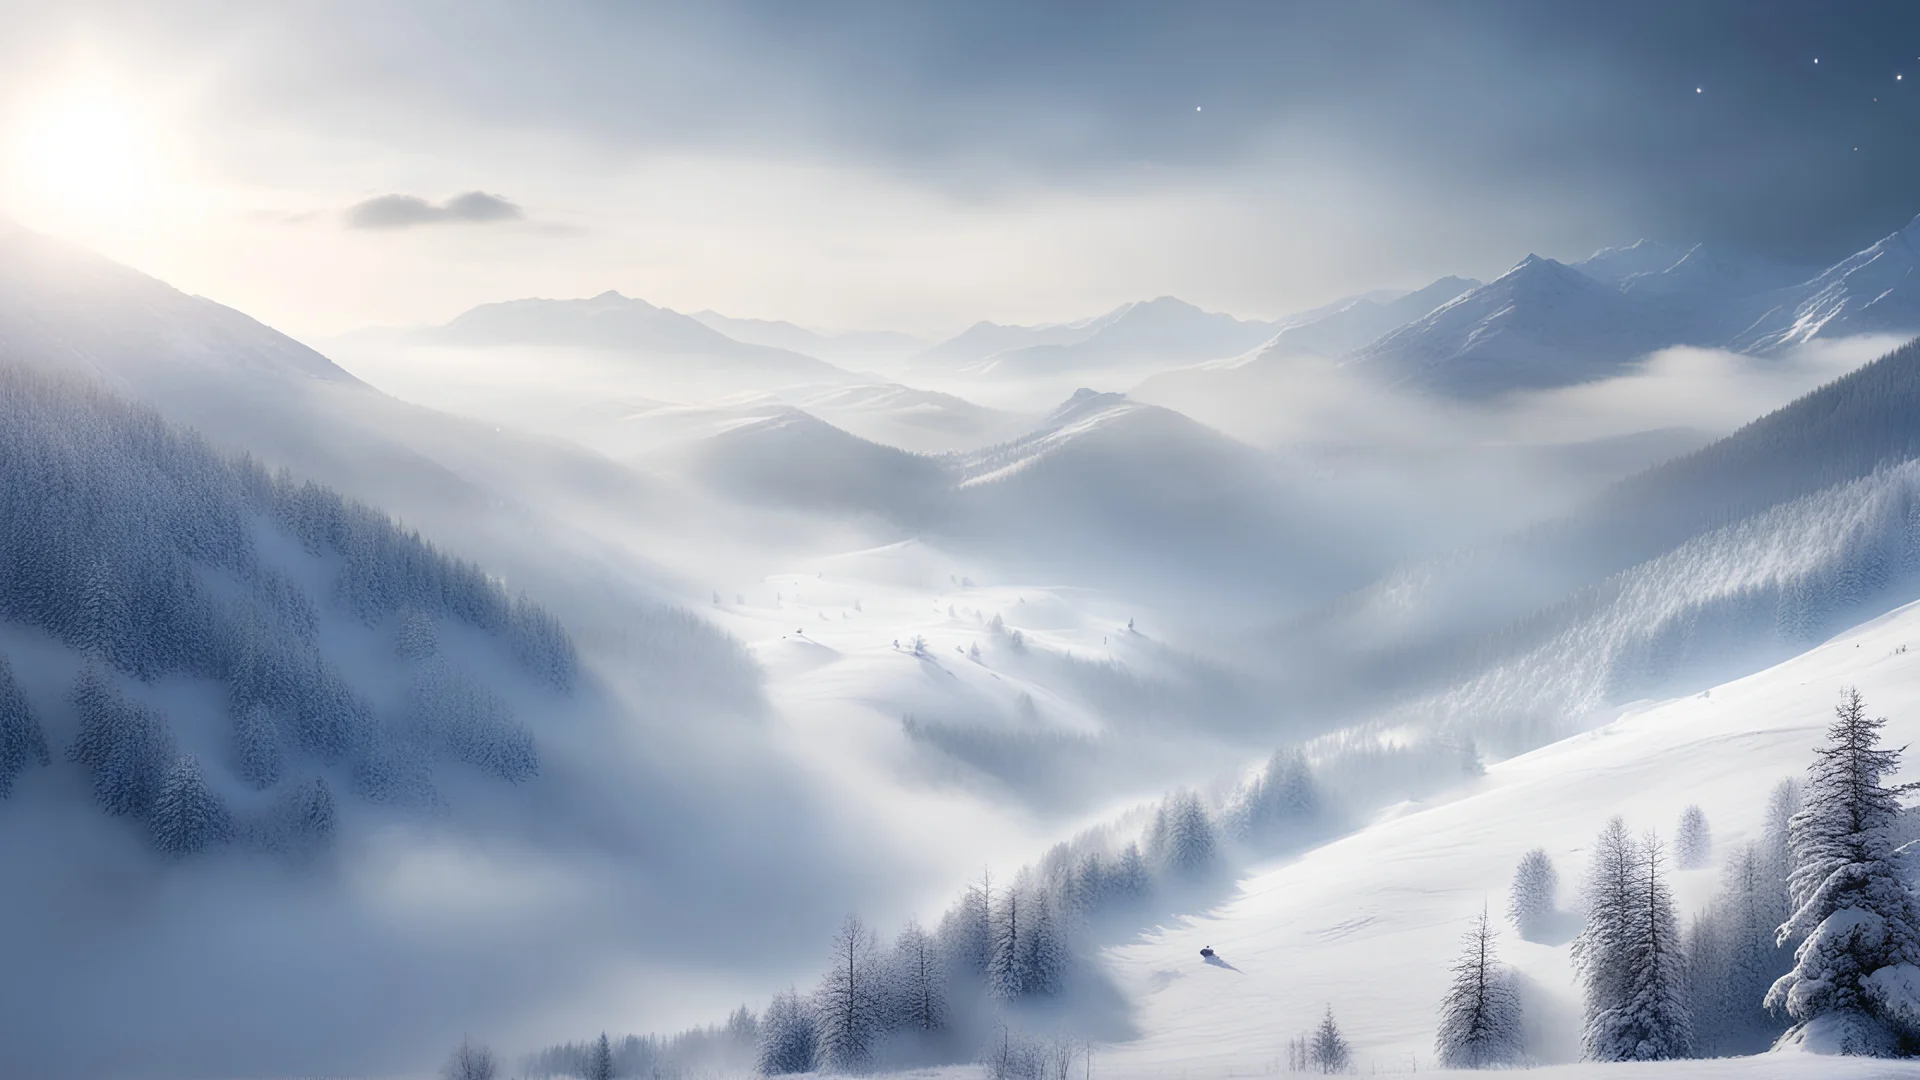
[344,191,524,230]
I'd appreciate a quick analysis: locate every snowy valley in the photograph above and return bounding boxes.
[7,12,1920,1076]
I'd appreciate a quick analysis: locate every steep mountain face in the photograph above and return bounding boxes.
[1345,255,1685,396]
[426,291,851,385]
[1736,214,1920,351]
[1254,276,1480,360]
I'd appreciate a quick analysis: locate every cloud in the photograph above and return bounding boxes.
[344,191,524,230]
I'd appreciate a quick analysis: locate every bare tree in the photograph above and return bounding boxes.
[442,1036,498,1080]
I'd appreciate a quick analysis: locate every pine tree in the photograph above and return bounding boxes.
[231,703,283,790]
[756,989,818,1075]
[1019,889,1068,998]
[1767,688,1920,1054]
[395,605,439,660]
[1615,834,1692,1060]
[1507,847,1559,942]
[149,754,233,856]
[1434,907,1524,1068]
[0,653,49,798]
[889,919,947,1032]
[1677,805,1712,870]
[939,874,992,981]
[1307,1006,1350,1074]
[814,914,884,1071]
[1572,817,1638,1060]
[1148,790,1217,880]
[67,670,176,819]
[586,1032,615,1080]
[987,880,1030,1000]
[1762,778,1803,929]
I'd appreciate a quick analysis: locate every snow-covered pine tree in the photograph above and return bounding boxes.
[0,653,49,798]
[1768,688,1920,1054]
[1507,847,1559,942]
[395,605,439,661]
[1681,842,1788,1054]
[231,703,283,790]
[987,879,1031,1000]
[725,1004,759,1058]
[814,914,885,1071]
[1677,805,1712,870]
[939,871,993,982]
[1307,1006,1351,1074]
[586,1032,615,1080]
[67,670,176,819]
[1113,841,1151,904]
[1684,906,1731,1056]
[1147,790,1217,881]
[1434,906,1524,1068]
[1228,747,1319,843]
[149,754,233,856]
[756,989,817,1075]
[1608,832,1692,1060]
[889,919,947,1033]
[1572,817,1638,1060]
[1019,888,1068,998]
[1762,778,1803,928]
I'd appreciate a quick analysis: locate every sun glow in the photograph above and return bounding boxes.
[8,87,163,219]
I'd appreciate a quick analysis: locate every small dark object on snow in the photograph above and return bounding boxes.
[1199,946,1215,959]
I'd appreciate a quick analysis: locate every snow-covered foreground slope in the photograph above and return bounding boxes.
[1100,601,1920,1078]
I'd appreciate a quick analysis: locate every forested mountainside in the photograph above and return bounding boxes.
[0,361,576,853]
[1282,337,1920,710]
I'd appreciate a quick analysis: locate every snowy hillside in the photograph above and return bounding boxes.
[1100,601,1920,1078]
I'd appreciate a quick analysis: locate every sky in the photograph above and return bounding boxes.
[2,0,1920,338]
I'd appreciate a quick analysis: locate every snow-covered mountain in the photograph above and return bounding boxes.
[1572,237,1688,284]
[1735,213,1920,352]
[689,309,925,365]
[421,290,854,387]
[1345,255,1689,396]
[1254,276,1481,360]
[912,297,1276,378]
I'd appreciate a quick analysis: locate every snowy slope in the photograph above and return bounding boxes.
[1100,601,1920,1078]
